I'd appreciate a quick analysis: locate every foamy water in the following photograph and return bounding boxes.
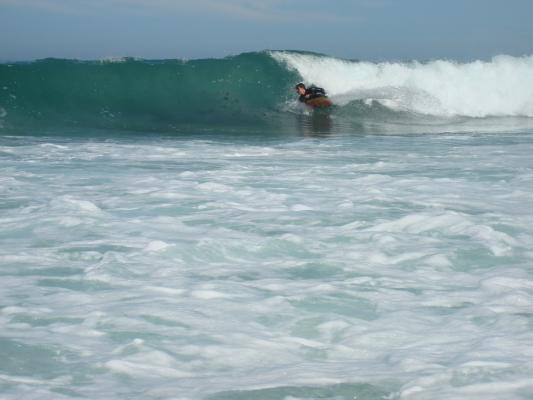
[273,52,533,118]
[1,131,533,399]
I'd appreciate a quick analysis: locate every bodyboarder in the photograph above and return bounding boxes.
[295,83,332,108]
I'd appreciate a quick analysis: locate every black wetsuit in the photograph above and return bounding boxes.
[299,86,327,103]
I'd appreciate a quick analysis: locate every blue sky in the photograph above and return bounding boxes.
[1,0,532,61]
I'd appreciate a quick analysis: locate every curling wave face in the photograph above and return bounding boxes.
[1,51,533,133]
[0,52,298,132]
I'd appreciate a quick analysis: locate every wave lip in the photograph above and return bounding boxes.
[272,51,533,118]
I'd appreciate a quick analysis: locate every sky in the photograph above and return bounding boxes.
[1,0,532,61]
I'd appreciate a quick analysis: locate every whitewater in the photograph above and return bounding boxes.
[1,51,533,400]
[273,52,533,118]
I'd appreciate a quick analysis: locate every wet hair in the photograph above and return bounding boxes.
[295,83,306,90]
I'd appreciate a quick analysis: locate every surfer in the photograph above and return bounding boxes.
[295,83,332,108]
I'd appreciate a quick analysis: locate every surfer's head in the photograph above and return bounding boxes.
[295,83,306,95]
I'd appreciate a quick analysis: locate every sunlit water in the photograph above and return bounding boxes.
[1,129,533,400]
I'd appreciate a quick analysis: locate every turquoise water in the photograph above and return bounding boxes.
[2,51,533,132]
[1,51,533,399]
[1,128,533,400]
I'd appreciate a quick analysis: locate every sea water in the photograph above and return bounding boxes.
[2,130,533,399]
[1,52,533,400]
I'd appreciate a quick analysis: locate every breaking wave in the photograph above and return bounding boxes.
[273,51,533,118]
[1,50,533,132]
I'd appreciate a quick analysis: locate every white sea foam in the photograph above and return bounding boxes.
[1,132,533,399]
[272,51,533,117]
[144,240,172,252]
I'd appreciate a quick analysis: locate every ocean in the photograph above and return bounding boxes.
[1,51,533,400]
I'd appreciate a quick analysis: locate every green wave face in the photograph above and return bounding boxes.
[0,52,299,132]
[3,51,533,135]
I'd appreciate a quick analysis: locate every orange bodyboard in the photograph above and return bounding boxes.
[305,97,333,108]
